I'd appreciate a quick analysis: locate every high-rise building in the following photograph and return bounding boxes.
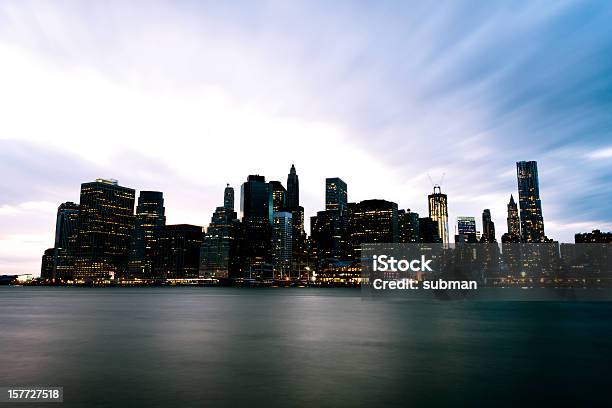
[456,216,477,243]
[481,209,496,243]
[224,184,235,211]
[286,164,299,210]
[129,191,166,278]
[237,175,273,276]
[53,202,80,281]
[41,248,55,281]
[348,199,398,259]
[272,211,293,277]
[269,181,287,213]
[506,194,521,238]
[326,177,347,212]
[74,179,135,282]
[398,209,420,243]
[428,185,449,245]
[201,186,238,278]
[516,161,545,242]
[419,217,441,243]
[153,224,203,279]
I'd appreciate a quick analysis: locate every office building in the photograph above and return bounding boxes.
[74,179,135,281]
[53,202,80,281]
[516,161,545,242]
[129,191,165,278]
[326,177,347,212]
[272,211,293,277]
[481,209,496,243]
[153,224,203,279]
[428,185,449,245]
[398,209,420,243]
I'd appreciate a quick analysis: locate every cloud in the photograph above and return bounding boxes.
[1,0,612,274]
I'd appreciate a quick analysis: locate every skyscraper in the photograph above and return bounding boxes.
[419,217,441,243]
[74,179,135,281]
[326,177,347,212]
[53,201,80,281]
[428,185,449,245]
[152,224,203,279]
[201,186,238,278]
[272,211,293,277]
[269,181,287,213]
[348,199,398,259]
[481,209,496,243]
[224,184,235,211]
[398,209,420,243]
[506,195,521,238]
[238,175,273,276]
[286,164,299,210]
[516,161,545,242]
[129,191,166,278]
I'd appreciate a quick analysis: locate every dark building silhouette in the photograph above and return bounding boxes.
[53,201,80,281]
[419,217,441,243]
[481,209,496,243]
[326,177,347,212]
[506,194,521,239]
[129,191,166,278]
[269,181,287,213]
[153,224,203,279]
[398,209,420,243]
[224,184,235,211]
[41,248,55,280]
[517,161,545,242]
[237,175,273,277]
[311,209,350,263]
[201,187,238,278]
[348,199,398,259]
[575,230,612,243]
[74,179,135,281]
[286,164,299,210]
[428,185,449,245]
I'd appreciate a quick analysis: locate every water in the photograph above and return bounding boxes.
[1,287,611,407]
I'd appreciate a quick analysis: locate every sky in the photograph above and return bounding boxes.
[1,0,611,275]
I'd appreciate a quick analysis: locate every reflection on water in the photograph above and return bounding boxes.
[1,287,611,407]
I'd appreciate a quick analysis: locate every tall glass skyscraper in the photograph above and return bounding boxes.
[53,201,80,281]
[325,177,347,212]
[224,184,235,211]
[428,185,449,245]
[74,178,135,281]
[272,211,293,277]
[269,181,287,213]
[129,191,166,278]
[238,175,273,275]
[516,161,545,242]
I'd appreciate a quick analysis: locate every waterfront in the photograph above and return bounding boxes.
[1,287,611,407]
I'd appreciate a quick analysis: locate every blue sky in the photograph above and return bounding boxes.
[1,0,611,274]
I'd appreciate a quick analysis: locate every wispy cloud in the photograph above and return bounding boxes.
[1,0,611,274]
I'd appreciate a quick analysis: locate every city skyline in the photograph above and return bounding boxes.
[1,1,612,275]
[32,160,608,282]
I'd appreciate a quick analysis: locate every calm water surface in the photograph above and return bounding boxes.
[1,287,611,407]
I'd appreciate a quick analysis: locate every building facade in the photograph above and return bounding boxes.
[516,161,545,242]
[428,185,449,245]
[74,179,135,281]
